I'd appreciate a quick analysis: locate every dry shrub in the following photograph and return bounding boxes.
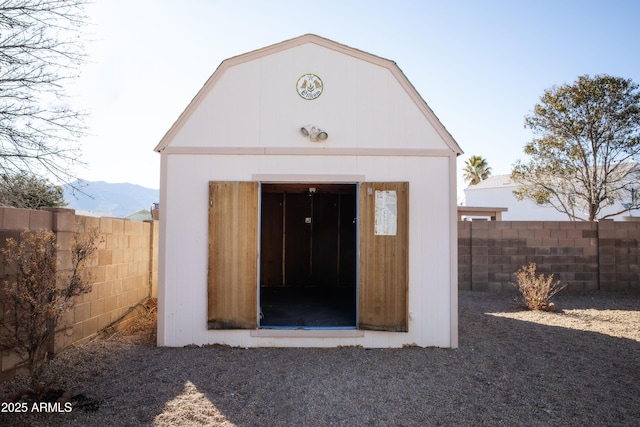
[511,263,567,311]
[0,228,99,398]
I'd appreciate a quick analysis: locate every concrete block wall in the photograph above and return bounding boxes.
[0,207,158,382]
[459,220,639,291]
[0,207,59,382]
[66,216,157,348]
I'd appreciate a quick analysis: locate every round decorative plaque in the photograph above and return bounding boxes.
[296,73,323,100]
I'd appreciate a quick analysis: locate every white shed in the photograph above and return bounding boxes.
[154,34,463,348]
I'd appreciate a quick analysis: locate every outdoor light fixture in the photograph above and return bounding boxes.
[300,125,328,142]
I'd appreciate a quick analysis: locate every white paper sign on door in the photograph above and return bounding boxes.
[374,190,397,236]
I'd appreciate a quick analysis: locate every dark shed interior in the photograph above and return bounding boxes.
[259,183,357,328]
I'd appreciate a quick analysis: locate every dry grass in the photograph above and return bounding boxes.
[1,291,639,427]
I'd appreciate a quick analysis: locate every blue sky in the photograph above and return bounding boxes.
[72,0,640,197]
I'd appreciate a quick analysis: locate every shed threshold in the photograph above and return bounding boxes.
[251,329,364,338]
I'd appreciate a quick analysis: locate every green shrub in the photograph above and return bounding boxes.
[511,263,567,311]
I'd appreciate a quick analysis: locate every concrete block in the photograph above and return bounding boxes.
[82,285,99,304]
[488,264,503,273]
[51,209,76,232]
[471,256,488,265]
[471,282,489,291]
[534,229,551,239]
[526,222,544,229]
[490,255,511,265]
[598,219,615,229]
[599,238,616,247]
[118,264,130,279]
[98,249,113,266]
[516,247,535,256]
[471,246,488,257]
[566,228,585,239]
[575,272,596,281]
[91,298,105,317]
[550,229,567,238]
[2,207,30,229]
[566,247,584,256]
[492,272,512,282]
[557,272,575,282]
[83,317,98,337]
[517,229,536,239]
[488,246,502,255]
[97,313,111,331]
[74,302,90,323]
[105,295,118,313]
[599,255,615,265]
[550,264,569,272]
[526,238,544,247]
[99,218,113,234]
[29,210,53,230]
[91,265,106,283]
[82,216,100,231]
[509,255,527,267]
[535,247,551,255]
[112,219,125,235]
[499,229,519,239]
[599,264,615,273]
[125,220,143,235]
[471,220,489,229]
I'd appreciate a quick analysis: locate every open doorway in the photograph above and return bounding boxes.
[259,183,357,328]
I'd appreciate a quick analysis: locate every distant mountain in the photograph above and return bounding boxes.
[63,180,159,218]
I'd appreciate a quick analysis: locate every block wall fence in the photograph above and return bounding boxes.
[2,208,639,381]
[459,220,640,292]
[0,207,158,382]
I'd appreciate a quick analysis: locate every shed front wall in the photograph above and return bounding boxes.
[158,153,457,348]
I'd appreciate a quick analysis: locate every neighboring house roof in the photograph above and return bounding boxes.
[154,33,462,155]
[125,209,153,222]
[464,170,640,221]
[464,174,514,191]
[74,209,118,218]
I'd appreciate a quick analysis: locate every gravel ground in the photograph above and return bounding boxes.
[2,290,639,426]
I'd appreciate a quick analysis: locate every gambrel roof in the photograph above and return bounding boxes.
[154,34,462,155]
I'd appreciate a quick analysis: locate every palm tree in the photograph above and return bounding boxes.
[463,155,492,186]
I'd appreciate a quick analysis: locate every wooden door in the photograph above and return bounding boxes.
[208,181,259,329]
[358,182,408,332]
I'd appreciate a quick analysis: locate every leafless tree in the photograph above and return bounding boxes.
[0,0,89,187]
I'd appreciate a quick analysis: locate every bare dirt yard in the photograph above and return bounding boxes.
[2,290,639,426]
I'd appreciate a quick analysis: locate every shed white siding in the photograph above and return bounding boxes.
[156,35,461,348]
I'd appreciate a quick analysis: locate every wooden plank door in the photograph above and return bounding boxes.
[358,182,408,332]
[208,181,259,329]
